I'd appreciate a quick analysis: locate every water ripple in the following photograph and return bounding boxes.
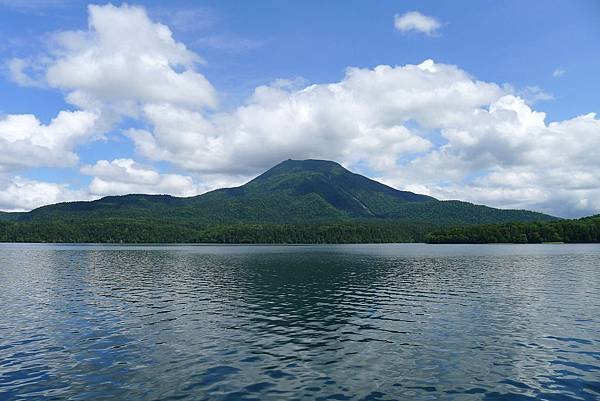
[0,243,599,400]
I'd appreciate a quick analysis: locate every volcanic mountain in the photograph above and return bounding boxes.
[4,159,554,225]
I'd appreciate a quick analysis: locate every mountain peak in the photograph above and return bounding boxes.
[242,158,436,217]
[270,158,345,173]
[247,159,346,185]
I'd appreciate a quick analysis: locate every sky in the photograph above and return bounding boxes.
[0,0,599,217]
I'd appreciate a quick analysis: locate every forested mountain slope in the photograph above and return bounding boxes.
[0,159,556,243]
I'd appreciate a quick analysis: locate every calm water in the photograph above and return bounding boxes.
[1,244,599,400]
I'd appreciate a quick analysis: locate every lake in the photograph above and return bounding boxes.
[0,243,599,400]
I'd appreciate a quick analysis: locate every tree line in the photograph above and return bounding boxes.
[0,218,433,244]
[425,216,600,244]
[3,215,597,244]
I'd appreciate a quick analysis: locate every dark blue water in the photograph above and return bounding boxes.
[1,244,599,400]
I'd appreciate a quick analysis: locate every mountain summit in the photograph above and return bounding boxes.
[241,159,435,216]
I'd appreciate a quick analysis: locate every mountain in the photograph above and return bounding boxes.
[0,159,557,243]
[20,159,551,224]
[21,159,435,223]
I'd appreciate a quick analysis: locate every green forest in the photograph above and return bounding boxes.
[0,218,435,244]
[425,215,600,244]
[2,214,600,244]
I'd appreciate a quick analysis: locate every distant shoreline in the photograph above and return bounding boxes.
[0,241,595,246]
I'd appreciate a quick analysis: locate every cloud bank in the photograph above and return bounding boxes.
[81,159,200,197]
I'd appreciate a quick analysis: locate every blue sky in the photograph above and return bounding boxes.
[0,1,599,216]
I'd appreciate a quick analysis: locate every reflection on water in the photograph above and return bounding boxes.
[0,244,599,400]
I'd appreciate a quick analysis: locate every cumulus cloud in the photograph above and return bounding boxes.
[380,97,600,217]
[0,176,90,212]
[553,68,565,78]
[394,11,441,36]
[81,159,202,197]
[0,157,209,211]
[14,3,216,116]
[129,60,497,174]
[0,110,98,171]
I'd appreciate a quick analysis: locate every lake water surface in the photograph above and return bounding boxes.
[1,243,599,400]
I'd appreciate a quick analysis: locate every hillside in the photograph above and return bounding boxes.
[0,211,23,221]
[0,159,557,243]
[426,215,600,244]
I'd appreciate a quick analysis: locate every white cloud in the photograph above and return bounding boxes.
[81,158,202,197]
[381,97,600,217]
[6,58,46,87]
[553,68,565,78]
[0,110,98,171]
[1,4,217,179]
[129,60,497,174]
[14,3,217,116]
[0,176,90,212]
[394,11,441,36]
